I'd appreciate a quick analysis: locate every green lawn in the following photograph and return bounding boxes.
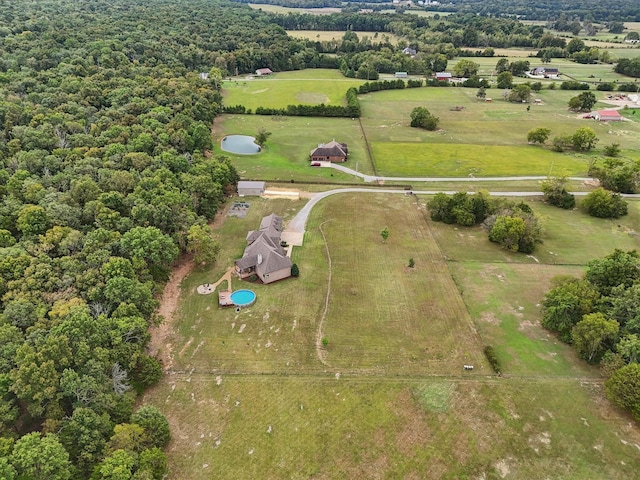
[426,198,640,265]
[145,194,640,479]
[214,114,374,181]
[216,77,640,180]
[222,69,365,111]
[372,142,589,176]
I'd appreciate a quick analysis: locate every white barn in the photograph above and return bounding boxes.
[238,181,265,196]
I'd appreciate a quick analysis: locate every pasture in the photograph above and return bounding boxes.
[212,114,374,180]
[219,75,640,180]
[286,30,403,45]
[222,69,365,111]
[145,194,640,479]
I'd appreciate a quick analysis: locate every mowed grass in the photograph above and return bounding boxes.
[222,69,365,111]
[372,142,588,176]
[217,70,640,180]
[148,376,640,479]
[145,194,640,479]
[213,114,374,180]
[167,193,486,375]
[308,193,486,374]
[426,198,640,265]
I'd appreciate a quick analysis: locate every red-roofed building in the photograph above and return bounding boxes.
[255,68,273,76]
[595,110,622,121]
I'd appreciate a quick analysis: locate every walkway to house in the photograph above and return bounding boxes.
[197,266,234,297]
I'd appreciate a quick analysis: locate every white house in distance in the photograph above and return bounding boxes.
[594,110,623,122]
[255,68,273,76]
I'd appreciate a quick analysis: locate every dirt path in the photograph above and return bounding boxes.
[315,220,333,366]
[147,207,229,370]
[147,254,194,371]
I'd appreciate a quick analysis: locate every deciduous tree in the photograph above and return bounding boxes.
[606,363,640,421]
[572,313,619,363]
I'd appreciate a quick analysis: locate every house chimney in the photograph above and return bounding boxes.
[257,254,262,265]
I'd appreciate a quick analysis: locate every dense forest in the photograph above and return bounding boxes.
[236,0,640,22]
[0,0,309,478]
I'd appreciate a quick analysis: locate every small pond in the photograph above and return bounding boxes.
[221,135,261,155]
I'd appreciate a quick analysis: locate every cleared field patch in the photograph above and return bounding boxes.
[214,114,374,180]
[450,261,592,376]
[222,69,365,111]
[286,30,403,44]
[148,376,640,480]
[248,3,339,14]
[166,196,325,374]
[372,142,589,177]
[171,193,486,375]
[309,193,486,374]
[426,198,640,265]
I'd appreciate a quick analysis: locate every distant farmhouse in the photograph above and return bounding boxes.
[255,68,273,76]
[594,110,622,122]
[530,67,559,78]
[310,140,348,163]
[235,214,292,284]
[395,72,408,78]
[402,47,417,57]
[435,72,452,81]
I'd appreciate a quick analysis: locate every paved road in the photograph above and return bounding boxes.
[283,186,640,245]
[328,163,592,183]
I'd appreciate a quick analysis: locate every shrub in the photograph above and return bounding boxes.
[291,263,299,277]
[408,258,415,268]
[582,187,628,218]
[483,346,501,374]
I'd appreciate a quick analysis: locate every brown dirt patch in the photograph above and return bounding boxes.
[147,208,228,370]
[147,254,194,370]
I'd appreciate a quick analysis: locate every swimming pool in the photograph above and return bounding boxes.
[221,135,261,155]
[230,289,257,308]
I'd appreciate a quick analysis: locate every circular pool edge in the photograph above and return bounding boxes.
[230,289,257,308]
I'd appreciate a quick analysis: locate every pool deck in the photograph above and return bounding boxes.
[218,289,233,306]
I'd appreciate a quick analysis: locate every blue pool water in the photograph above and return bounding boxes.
[221,135,261,155]
[230,289,257,307]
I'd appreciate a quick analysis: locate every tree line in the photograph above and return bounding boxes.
[542,249,640,421]
[0,1,245,478]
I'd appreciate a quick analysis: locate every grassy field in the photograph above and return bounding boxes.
[286,30,403,45]
[248,3,339,14]
[213,114,374,180]
[144,194,640,479]
[372,142,588,177]
[218,76,640,180]
[222,69,365,111]
[427,198,640,265]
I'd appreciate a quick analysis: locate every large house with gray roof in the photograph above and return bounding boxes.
[235,214,292,284]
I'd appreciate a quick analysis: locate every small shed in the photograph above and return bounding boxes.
[255,68,273,76]
[435,72,452,81]
[238,181,265,197]
[395,72,408,78]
